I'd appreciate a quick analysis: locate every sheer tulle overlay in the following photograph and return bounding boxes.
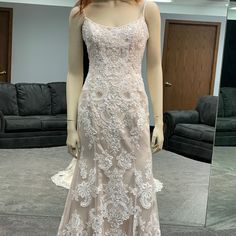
[57,0,162,235]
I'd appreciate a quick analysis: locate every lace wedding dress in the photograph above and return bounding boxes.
[51,157,163,191]
[57,0,162,235]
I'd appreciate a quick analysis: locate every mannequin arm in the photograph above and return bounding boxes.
[67,7,84,131]
[145,2,164,152]
[146,2,163,127]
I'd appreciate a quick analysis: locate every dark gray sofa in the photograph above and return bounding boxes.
[0,82,67,148]
[214,87,236,146]
[163,95,218,163]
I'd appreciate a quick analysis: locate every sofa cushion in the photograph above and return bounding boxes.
[221,87,236,117]
[174,123,214,143]
[195,95,217,126]
[16,83,51,116]
[216,117,236,131]
[40,115,67,130]
[48,82,67,115]
[4,116,41,132]
[3,114,67,132]
[0,83,19,115]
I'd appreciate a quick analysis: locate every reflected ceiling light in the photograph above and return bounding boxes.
[230,7,236,10]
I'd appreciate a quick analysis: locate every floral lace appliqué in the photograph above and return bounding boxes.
[57,0,161,235]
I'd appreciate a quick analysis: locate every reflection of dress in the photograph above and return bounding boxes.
[57,0,162,235]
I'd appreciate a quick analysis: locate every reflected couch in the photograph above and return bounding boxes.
[0,82,67,148]
[214,87,236,146]
[163,95,218,163]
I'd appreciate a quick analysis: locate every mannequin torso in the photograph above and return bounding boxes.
[82,0,145,28]
[66,0,163,156]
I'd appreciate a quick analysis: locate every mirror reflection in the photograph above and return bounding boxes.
[206,0,236,232]
[0,0,229,235]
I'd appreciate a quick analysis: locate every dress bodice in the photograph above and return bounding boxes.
[81,0,149,92]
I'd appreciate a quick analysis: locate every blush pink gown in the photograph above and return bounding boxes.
[57,0,162,235]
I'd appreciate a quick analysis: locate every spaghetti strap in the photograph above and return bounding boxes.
[142,0,148,16]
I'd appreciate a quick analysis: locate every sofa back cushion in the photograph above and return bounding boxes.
[0,83,19,115]
[48,82,66,115]
[16,83,51,115]
[196,95,218,126]
[217,91,224,117]
[220,87,236,117]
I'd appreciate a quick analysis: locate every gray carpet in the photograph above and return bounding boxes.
[160,224,236,236]
[0,147,210,224]
[0,146,69,217]
[0,214,60,236]
[0,214,235,236]
[206,146,236,230]
[152,150,210,226]
[0,146,234,235]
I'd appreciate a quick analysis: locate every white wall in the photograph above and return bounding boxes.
[159,3,228,17]
[228,9,236,20]
[0,0,229,16]
[0,0,75,7]
[0,2,70,83]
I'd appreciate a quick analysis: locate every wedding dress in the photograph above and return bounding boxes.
[57,0,162,234]
[51,157,163,191]
[51,158,77,189]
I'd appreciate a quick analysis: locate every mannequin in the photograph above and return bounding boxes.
[56,0,163,235]
[67,0,164,158]
[51,0,163,190]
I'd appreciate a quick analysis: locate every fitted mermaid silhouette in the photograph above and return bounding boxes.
[57,0,161,235]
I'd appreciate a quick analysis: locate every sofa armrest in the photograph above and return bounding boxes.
[0,110,5,132]
[164,110,199,138]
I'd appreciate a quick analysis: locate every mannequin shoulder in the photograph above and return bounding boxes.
[145,1,161,25]
[69,6,84,26]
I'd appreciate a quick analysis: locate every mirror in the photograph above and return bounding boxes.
[152,0,229,230]
[205,0,236,233]
[0,0,229,235]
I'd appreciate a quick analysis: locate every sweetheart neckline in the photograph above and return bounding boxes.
[83,14,145,29]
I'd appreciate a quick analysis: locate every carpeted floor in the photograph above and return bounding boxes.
[0,147,69,217]
[0,146,235,235]
[206,146,236,230]
[152,150,210,226]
